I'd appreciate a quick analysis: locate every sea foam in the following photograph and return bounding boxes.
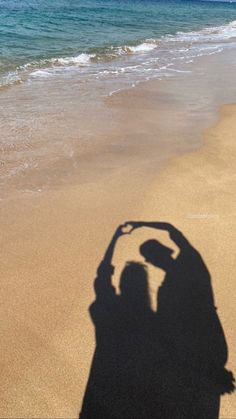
[1,20,236,88]
[55,53,96,65]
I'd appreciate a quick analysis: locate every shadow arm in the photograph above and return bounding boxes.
[128,221,193,250]
[94,226,123,299]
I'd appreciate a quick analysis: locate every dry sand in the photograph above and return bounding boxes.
[0,104,235,418]
[133,103,236,418]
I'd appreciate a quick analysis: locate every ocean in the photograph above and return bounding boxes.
[1,0,236,88]
[1,0,236,198]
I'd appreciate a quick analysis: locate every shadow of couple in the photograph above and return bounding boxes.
[80,222,235,419]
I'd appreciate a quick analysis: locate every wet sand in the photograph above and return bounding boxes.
[0,99,236,417]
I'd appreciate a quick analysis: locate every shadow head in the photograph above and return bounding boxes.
[140,239,174,271]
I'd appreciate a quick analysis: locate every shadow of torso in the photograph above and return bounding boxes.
[80,235,232,419]
[153,246,227,419]
[84,294,160,419]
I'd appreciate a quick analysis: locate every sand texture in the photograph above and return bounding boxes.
[0,104,235,418]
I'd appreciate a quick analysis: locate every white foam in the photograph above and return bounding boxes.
[168,20,236,43]
[30,69,54,77]
[127,43,157,53]
[55,53,95,65]
[0,71,21,87]
[168,68,192,73]
[20,53,95,74]
[115,42,157,56]
[2,20,236,90]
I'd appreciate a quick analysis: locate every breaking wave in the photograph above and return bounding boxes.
[1,20,236,88]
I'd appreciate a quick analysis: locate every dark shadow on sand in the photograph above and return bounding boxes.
[80,222,235,419]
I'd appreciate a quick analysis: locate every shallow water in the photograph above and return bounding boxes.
[1,46,236,201]
[1,0,236,87]
[1,0,236,199]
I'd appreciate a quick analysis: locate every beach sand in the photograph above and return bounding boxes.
[0,101,235,418]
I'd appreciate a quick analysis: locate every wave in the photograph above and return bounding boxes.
[115,42,157,55]
[30,69,55,78]
[0,71,22,88]
[1,19,236,88]
[169,20,236,43]
[54,53,96,65]
[19,53,96,70]
[28,53,96,77]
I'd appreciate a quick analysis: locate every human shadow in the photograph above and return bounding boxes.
[79,223,234,419]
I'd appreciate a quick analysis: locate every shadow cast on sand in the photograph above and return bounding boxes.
[80,222,235,419]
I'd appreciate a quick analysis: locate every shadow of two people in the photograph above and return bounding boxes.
[80,222,235,419]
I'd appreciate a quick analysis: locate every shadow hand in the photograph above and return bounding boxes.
[216,369,235,395]
[114,224,133,237]
[124,221,144,232]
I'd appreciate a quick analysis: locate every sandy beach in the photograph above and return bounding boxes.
[0,96,235,417]
[1,1,236,417]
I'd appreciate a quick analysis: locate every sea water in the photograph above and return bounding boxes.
[1,0,236,197]
[1,0,236,87]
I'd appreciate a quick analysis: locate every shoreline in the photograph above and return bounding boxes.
[2,45,236,200]
[0,101,235,417]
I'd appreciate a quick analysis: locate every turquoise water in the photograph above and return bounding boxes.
[1,0,236,84]
[1,0,236,196]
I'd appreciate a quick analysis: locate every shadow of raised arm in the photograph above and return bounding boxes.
[94,225,127,299]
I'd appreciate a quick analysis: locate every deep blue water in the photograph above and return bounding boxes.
[1,0,236,77]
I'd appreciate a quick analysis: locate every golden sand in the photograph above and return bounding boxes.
[0,104,235,418]
[138,104,236,418]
